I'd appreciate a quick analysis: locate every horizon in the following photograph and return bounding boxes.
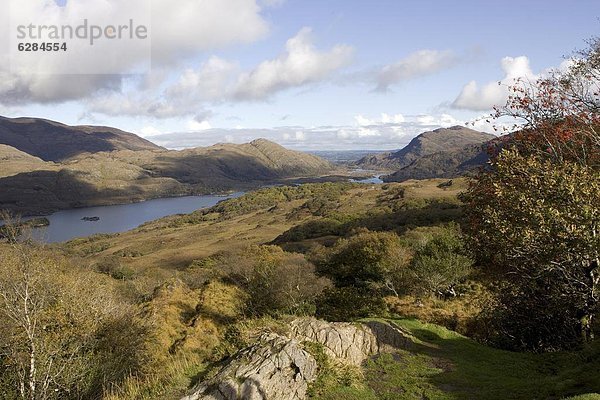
[1,1,598,150]
[0,113,474,152]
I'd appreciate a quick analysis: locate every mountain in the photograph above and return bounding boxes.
[356,126,495,170]
[0,122,333,215]
[383,141,491,182]
[0,144,52,178]
[0,116,163,161]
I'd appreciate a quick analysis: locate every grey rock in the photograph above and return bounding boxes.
[181,333,317,400]
[182,318,412,400]
[290,318,411,365]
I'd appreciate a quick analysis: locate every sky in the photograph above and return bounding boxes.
[0,0,598,150]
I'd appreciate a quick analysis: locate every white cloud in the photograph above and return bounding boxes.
[187,119,212,131]
[147,113,490,150]
[283,130,306,141]
[139,126,162,137]
[355,115,374,126]
[85,28,354,119]
[375,50,459,91]
[356,113,406,126]
[167,56,239,102]
[150,0,268,63]
[452,56,537,111]
[0,0,270,105]
[381,113,405,124]
[233,27,354,100]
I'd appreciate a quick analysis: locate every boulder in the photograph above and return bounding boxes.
[182,318,412,400]
[181,333,317,400]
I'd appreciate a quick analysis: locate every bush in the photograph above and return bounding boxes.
[408,225,473,298]
[313,231,411,294]
[0,244,146,399]
[316,287,387,321]
[215,245,330,317]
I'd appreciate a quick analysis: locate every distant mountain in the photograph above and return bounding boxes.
[308,150,389,165]
[356,126,495,170]
[383,142,492,182]
[0,123,333,215]
[0,116,163,161]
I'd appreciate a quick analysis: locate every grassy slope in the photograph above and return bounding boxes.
[314,318,600,400]
[64,179,466,275]
[58,179,600,399]
[0,139,333,215]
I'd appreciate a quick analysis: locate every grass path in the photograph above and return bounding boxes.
[313,319,600,400]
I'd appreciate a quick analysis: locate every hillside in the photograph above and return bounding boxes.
[383,141,491,182]
[0,134,333,215]
[0,115,163,161]
[356,126,494,170]
[63,179,467,274]
[0,144,52,178]
[50,180,600,400]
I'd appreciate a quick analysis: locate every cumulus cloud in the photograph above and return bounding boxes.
[233,27,354,100]
[147,113,480,150]
[86,28,354,119]
[0,0,270,105]
[452,56,537,111]
[167,57,240,102]
[375,50,459,92]
[149,0,269,63]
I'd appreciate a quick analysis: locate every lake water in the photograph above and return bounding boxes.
[351,174,384,184]
[24,193,243,243]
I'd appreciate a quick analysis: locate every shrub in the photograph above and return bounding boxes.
[316,286,387,321]
[408,225,473,298]
[216,245,330,317]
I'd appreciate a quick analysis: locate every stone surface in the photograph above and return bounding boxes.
[182,318,412,400]
[181,333,318,400]
[290,318,412,365]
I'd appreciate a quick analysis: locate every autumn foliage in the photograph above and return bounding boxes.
[462,39,600,351]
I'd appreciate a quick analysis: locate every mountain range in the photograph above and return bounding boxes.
[0,116,502,215]
[0,117,332,215]
[0,115,162,161]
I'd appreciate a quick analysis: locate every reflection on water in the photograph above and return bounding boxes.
[351,175,384,184]
[24,193,243,243]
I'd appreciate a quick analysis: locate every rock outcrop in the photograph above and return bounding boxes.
[182,318,412,400]
[181,333,318,400]
[291,318,412,364]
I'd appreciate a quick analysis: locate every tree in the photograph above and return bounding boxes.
[0,241,140,399]
[462,39,600,350]
[312,231,411,320]
[313,231,411,296]
[409,226,473,298]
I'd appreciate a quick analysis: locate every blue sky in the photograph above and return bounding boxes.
[1,0,599,149]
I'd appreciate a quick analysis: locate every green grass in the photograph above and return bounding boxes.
[311,318,600,400]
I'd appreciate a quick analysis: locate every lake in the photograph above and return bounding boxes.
[351,174,384,184]
[23,193,243,243]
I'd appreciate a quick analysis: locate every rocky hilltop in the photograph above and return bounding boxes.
[356,126,494,170]
[383,141,492,182]
[182,318,412,400]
